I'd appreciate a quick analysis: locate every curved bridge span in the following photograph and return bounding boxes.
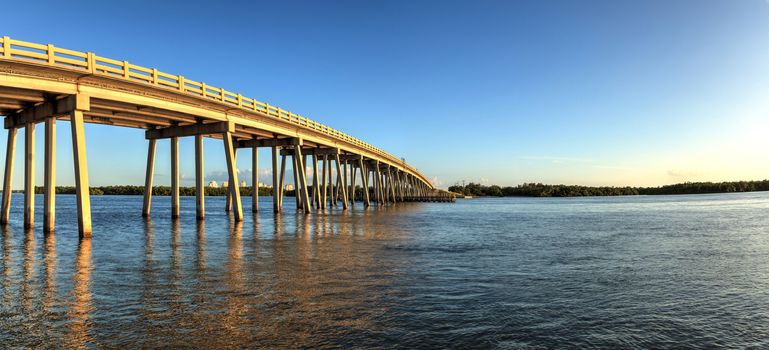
[0,37,451,236]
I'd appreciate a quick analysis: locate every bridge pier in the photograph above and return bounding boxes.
[335,153,348,210]
[195,134,205,219]
[24,122,34,230]
[294,147,311,214]
[44,117,56,232]
[278,149,286,209]
[142,139,156,217]
[171,136,180,218]
[272,143,279,213]
[251,144,258,213]
[321,154,328,209]
[311,151,320,209]
[1,127,17,224]
[70,109,93,237]
[223,132,243,221]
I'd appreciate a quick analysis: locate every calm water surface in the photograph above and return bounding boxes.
[2,192,769,348]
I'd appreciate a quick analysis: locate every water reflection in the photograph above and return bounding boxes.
[22,228,36,311]
[68,238,94,349]
[42,231,57,314]
[2,226,13,306]
[1,201,428,348]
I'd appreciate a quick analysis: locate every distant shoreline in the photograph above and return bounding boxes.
[449,180,769,198]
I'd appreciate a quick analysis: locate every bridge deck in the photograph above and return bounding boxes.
[0,36,452,236]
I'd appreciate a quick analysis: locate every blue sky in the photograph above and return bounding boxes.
[3,0,769,188]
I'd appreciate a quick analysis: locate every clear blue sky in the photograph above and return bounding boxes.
[3,0,769,188]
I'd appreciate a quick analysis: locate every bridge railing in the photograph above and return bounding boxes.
[0,36,434,188]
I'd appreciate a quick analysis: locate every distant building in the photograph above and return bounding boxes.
[285,184,294,191]
[208,181,219,188]
[241,180,247,187]
[222,181,229,188]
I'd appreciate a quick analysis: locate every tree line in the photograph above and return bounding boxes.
[448,180,769,197]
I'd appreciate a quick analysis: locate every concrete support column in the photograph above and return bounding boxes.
[335,154,348,209]
[328,156,335,207]
[142,139,156,217]
[292,151,300,209]
[321,155,328,209]
[195,134,204,219]
[70,110,92,237]
[251,145,258,212]
[171,136,180,218]
[350,162,357,206]
[279,150,287,209]
[1,127,17,224]
[295,147,310,213]
[43,118,56,232]
[223,132,243,221]
[311,152,319,209]
[359,159,369,207]
[226,148,237,212]
[24,122,35,230]
[272,144,279,213]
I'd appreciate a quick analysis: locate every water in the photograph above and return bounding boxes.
[2,192,769,349]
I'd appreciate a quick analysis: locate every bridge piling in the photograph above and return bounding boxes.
[70,110,93,237]
[171,136,180,218]
[279,150,287,210]
[321,154,328,209]
[142,139,156,217]
[24,122,34,230]
[223,131,243,221]
[292,151,300,210]
[271,143,279,213]
[195,134,205,219]
[359,158,370,207]
[335,153,348,210]
[43,117,56,232]
[1,127,16,224]
[295,146,311,214]
[251,144,258,213]
[311,151,320,209]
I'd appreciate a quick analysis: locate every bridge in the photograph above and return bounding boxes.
[0,37,453,237]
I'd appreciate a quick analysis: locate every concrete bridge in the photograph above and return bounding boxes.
[0,37,453,237]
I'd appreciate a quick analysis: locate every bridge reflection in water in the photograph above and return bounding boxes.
[0,200,425,348]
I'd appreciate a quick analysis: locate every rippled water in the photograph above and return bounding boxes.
[2,192,769,348]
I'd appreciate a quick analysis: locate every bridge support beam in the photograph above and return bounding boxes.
[1,127,17,224]
[43,117,56,232]
[251,144,258,213]
[171,136,180,218]
[142,139,156,217]
[71,110,93,237]
[195,134,205,219]
[223,131,243,221]
[24,122,34,230]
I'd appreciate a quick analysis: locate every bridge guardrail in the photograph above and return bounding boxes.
[0,36,434,188]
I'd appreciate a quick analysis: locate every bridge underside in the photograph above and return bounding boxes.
[0,48,451,237]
